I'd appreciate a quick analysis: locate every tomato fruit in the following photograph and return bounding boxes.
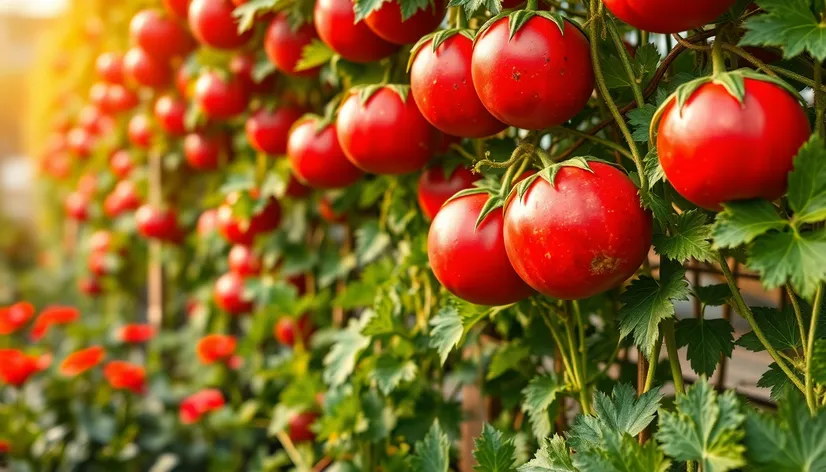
[109,150,134,179]
[503,162,651,300]
[428,193,533,305]
[194,71,249,120]
[246,106,306,155]
[314,0,398,63]
[78,105,113,136]
[265,13,321,77]
[287,117,364,189]
[96,52,124,84]
[65,192,90,221]
[154,94,188,135]
[285,175,312,198]
[337,86,438,175]
[417,165,479,220]
[197,209,218,237]
[87,252,111,276]
[216,192,282,245]
[67,128,95,159]
[162,0,190,19]
[127,114,153,149]
[129,9,192,61]
[411,33,507,138]
[365,0,445,45]
[89,230,114,253]
[123,47,172,89]
[135,205,183,242]
[603,0,737,34]
[274,315,313,346]
[230,53,277,95]
[228,245,261,276]
[184,131,230,170]
[105,84,139,114]
[105,181,142,217]
[287,412,318,443]
[188,0,252,50]
[657,78,811,210]
[78,276,103,297]
[89,83,110,112]
[472,16,594,130]
[213,272,254,314]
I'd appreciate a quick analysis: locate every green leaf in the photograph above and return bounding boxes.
[410,421,450,472]
[353,0,388,21]
[787,135,826,225]
[323,317,372,387]
[810,339,826,386]
[736,306,801,352]
[233,0,279,33]
[602,42,660,91]
[295,39,335,71]
[521,374,565,440]
[740,0,826,61]
[517,436,576,472]
[656,379,745,472]
[618,258,691,358]
[429,303,465,365]
[675,318,734,376]
[628,104,658,143]
[448,0,500,18]
[744,392,826,470]
[569,383,662,452]
[711,199,787,249]
[572,434,670,472]
[748,228,826,299]
[399,0,433,20]
[472,423,516,472]
[372,355,417,395]
[755,363,792,401]
[487,342,531,380]
[355,221,391,265]
[653,210,714,263]
[693,283,732,307]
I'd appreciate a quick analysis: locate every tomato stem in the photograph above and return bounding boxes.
[455,6,468,29]
[606,20,644,109]
[643,335,662,393]
[711,36,726,76]
[814,60,824,136]
[805,284,823,414]
[788,285,808,358]
[527,0,538,11]
[661,318,684,395]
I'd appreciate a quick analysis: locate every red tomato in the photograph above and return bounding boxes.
[314,0,398,63]
[78,105,113,136]
[77,173,98,197]
[288,412,318,443]
[603,0,737,34]
[135,205,183,242]
[246,106,306,155]
[87,252,110,276]
[503,162,651,300]
[96,52,124,84]
[230,53,277,94]
[154,94,188,135]
[216,192,282,245]
[79,276,103,297]
[285,175,312,198]
[411,33,507,138]
[176,64,194,97]
[274,315,313,346]
[127,114,153,149]
[318,197,346,223]
[188,0,252,50]
[105,181,142,217]
[109,150,135,179]
[184,131,230,170]
[657,79,811,210]
[265,13,321,77]
[228,245,261,276]
[365,0,445,45]
[162,0,191,19]
[287,117,364,189]
[130,9,193,61]
[472,17,593,130]
[428,193,533,305]
[501,0,524,7]
[417,165,479,220]
[337,86,438,175]
[89,230,114,253]
[214,272,254,314]
[123,47,172,89]
[197,209,219,236]
[67,128,95,159]
[89,83,110,112]
[65,192,90,221]
[105,84,140,113]
[194,71,250,120]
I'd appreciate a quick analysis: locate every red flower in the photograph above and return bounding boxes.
[179,389,225,424]
[196,334,236,364]
[0,439,10,453]
[0,349,41,386]
[0,302,34,335]
[60,346,105,376]
[117,324,155,344]
[103,361,146,394]
[30,306,80,341]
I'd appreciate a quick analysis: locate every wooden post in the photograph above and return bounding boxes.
[460,345,484,472]
[716,260,738,391]
[147,151,163,330]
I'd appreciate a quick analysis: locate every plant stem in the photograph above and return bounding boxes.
[552,127,634,160]
[788,285,808,357]
[643,335,663,392]
[527,0,538,10]
[662,319,684,395]
[573,300,588,387]
[542,311,577,385]
[606,20,645,108]
[276,430,309,472]
[587,2,647,196]
[563,314,584,389]
[815,60,825,136]
[711,36,726,76]
[805,284,823,413]
[717,252,806,392]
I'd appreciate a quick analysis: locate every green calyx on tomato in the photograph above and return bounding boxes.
[510,156,595,202]
[406,28,475,71]
[353,83,411,106]
[475,9,567,43]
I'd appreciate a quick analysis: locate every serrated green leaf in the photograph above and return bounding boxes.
[656,378,746,472]
[233,0,279,33]
[517,436,576,472]
[811,339,826,386]
[711,199,787,249]
[675,318,734,376]
[429,303,465,365]
[295,38,335,71]
[740,0,826,61]
[693,283,732,307]
[653,210,714,263]
[399,0,434,20]
[521,374,565,440]
[487,342,531,380]
[410,421,450,472]
[618,258,691,358]
[788,134,826,225]
[362,307,396,337]
[449,0,501,18]
[323,317,372,387]
[755,362,793,401]
[572,434,670,472]
[735,306,801,352]
[629,104,658,143]
[603,42,660,91]
[355,221,391,265]
[472,423,516,472]
[353,0,388,21]
[372,355,417,395]
[748,228,826,298]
